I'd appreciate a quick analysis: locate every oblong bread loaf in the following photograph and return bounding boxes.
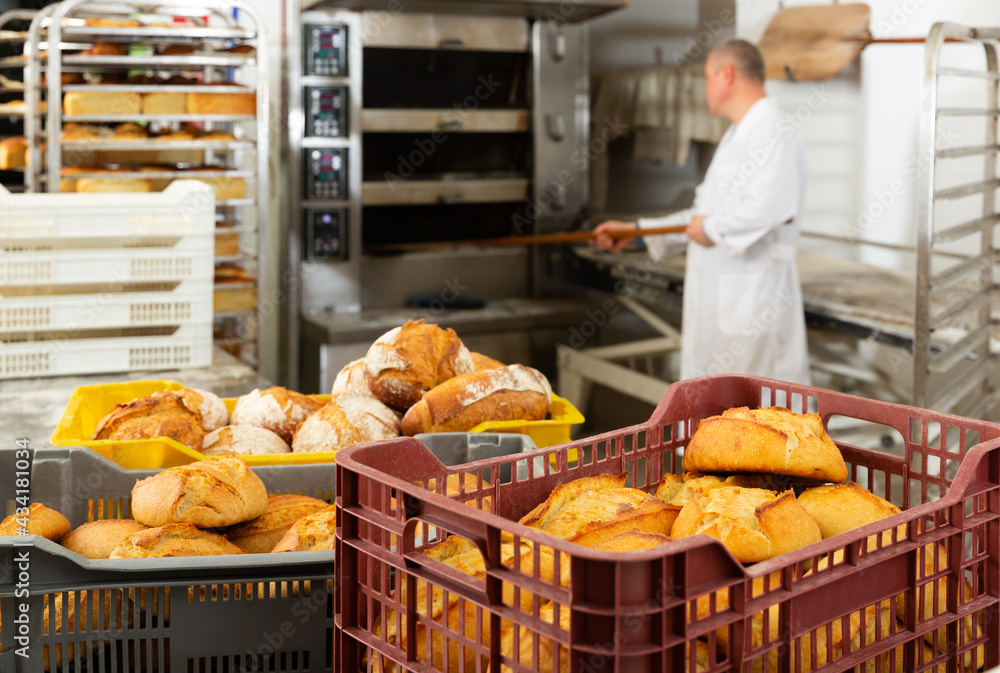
[271,506,336,552]
[682,406,848,483]
[225,494,329,553]
[110,522,244,557]
[400,364,552,435]
[130,455,268,528]
[797,481,905,547]
[671,486,822,563]
[60,519,149,559]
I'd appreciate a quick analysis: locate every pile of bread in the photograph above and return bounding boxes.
[372,406,981,672]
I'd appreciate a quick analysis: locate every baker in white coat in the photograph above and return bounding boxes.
[592,39,810,384]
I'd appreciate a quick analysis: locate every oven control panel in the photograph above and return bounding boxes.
[305,86,347,138]
[305,24,347,76]
[306,149,347,200]
[305,208,348,260]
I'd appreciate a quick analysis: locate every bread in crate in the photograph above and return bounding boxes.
[0,502,70,541]
[92,391,205,450]
[63,91,142,116]
[230,385,324,444]
[202,425,290,456]
[60,519,149,559]
[110,522,245,557]
[224,494,329,553]
[291,394,400,453]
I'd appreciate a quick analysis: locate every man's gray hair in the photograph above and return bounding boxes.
[710,38,766,83]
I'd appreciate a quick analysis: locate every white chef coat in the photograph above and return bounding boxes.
[637,96,810,384]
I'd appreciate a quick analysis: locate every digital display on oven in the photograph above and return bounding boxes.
[305,24,347,76]
[305,208,348,260]
[305,86,347,138]
[306,149,347,200]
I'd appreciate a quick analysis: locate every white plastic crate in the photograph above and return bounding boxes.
[0,244,214,286]
[0,278,213,332]
[0,323,213,378]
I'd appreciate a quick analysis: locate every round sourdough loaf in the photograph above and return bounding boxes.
[670,486,822,563]
[682,406,848,483]
[291,394,400,454]
[153,387,228,432]
[130,455,268,528]
[230,386,324,444]
[330,357,376,398]
[271,506,336,552]
[224,494,329,553]
[92,392,205,451]
[363,320,474,411]
[60,519,149,559]
[202,425,290,456]
[0,503,71,542]
[400,364,552,435]
[110,523,244,557]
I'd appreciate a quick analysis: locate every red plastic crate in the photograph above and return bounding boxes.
[334,375,1000,672]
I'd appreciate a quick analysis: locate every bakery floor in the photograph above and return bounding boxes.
[0,347,267,452]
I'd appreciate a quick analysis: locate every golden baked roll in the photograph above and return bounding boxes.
[92,392,205,451]
[401,364,551,435]
[797,481,905,548]
[153,387,228,432]
[271,506,336,552]
[110,122,148,139]
[130,454,268,528]
[653,471,770,507]
[682,406,848,483]
[518,473,678,546]
[291,394,400,453]
[0,503,71,542]
[470,351,505,372]
[224,494,329,553]
[589,530,670,552]
[202,425,290,456]
[363,320,474,411]
[670,486,822,563]
[60,519,149,559]
[330,357,376,399]
[230,386,324,444]
[110,523,244,557]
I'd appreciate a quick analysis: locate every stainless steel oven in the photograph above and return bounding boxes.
[285,0,626,390]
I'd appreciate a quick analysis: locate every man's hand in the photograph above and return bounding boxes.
[687,215,714,247]
[590,220,638,251]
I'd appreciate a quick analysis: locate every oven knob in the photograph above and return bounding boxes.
[546,113,566,142]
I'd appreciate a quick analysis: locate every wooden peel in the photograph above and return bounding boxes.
[760,3,960,82]
[367,224,688,252]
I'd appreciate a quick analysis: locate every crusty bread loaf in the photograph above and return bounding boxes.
[110,522,244,557]
[330,357,376,399]
[150,387,227,432]
[654,472,769,507]
[130,454,268,528]
[291,394,400,453]
[0,503,71,541]
[364,320,475,411]
[0,136,26,169]
[93,392,205,451]
[797,481,904,547]
[401,364,551,435]
[518,473,679,546]
[470,351,505,372]
[76,177,153,193]
[63,91,141,116]
[186,89,256,115]
[224,494,329,553]
[271,506,336,552]
[230,386,324,444]
[671,486,822,563]
[80,41,126,56]
[202,425,290,456]
[60,519,149,559]
[682,406,848,483]
[589,530,671,552]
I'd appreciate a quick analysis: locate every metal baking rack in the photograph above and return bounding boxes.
[24,0,269,372]
[0,9,36,193]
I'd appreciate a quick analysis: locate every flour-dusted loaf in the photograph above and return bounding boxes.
[330,357,376,399]
[225,494,329,553]
[271,506,336,552]
[364,320,474,411]
[0,503,71,541]
[291,394,400,453]
[60,519,149,559]
[670,486,822,563]
[400,364,552,435]
[110,523,245,557]
[230,386,324,444]
[202,425,290,456]
[682,406,848,483]
[92,392,205,451]
[153,387,228,432]
[519,473,679,546]
[130,454,268,528]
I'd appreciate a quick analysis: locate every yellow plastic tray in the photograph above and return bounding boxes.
[51,380,585,469]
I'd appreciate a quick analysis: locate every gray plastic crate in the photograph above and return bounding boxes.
[413,432,541,483]
[0,448,337,673]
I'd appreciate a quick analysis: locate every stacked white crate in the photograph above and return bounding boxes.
[0,180,214,378]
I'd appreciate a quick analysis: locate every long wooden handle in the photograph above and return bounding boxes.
[368,225,688,252]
